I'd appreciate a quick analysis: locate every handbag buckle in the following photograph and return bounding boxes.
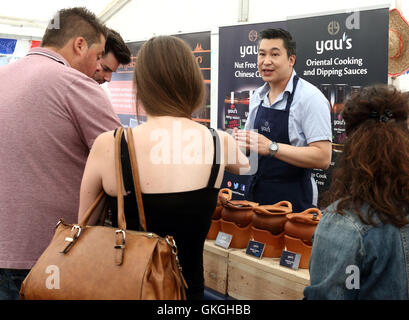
[60,225,82,254]
[71,225,82,238]
[114,230,126,266]
[115,229,126,242]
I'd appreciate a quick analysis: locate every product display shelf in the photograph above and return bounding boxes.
[227,250,310,300]
[203,239,310,300]
[203,240,238,295]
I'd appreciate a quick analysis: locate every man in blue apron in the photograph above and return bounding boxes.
[234,28,332,213]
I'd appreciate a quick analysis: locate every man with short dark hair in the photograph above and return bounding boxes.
[0,7,121,299]
[234,28,332,212]
[93,29,131,84]
[41,7,108,77]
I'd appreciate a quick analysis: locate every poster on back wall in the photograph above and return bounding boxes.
[108,32,211,128]
[287,7,388,205]
[217,20,287,200]
[108,41,142,127]
[218,7,388,205]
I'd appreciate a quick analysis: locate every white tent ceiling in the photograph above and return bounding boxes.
[1,0,406,42]
[0,0,128,39]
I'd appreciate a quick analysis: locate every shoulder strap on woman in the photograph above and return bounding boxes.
[207,128,221,188]
[113,129,136,197]
[125,127,147,231]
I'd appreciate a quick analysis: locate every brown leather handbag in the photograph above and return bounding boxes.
[19,127,187,300]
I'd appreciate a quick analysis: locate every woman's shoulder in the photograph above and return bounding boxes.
[90,130,117,153]
[323,201,375,235]
[95,129,116,142]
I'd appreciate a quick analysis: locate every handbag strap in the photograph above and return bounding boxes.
[126,127,147,231]
[115,127,127,230]
[207,128,221,188]
[78,190,106,226]
[79,127,127,230]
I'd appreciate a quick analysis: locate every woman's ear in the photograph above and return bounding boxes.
[72,37,88,56]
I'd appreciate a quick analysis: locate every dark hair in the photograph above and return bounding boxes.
[105,29,131,65]
[323,84,409,228]
[259,28,296,57]
[133,36,205,119]
[41,7,107,49]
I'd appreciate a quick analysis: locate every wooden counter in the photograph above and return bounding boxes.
[203,240,310,299]
[203,240,235,294]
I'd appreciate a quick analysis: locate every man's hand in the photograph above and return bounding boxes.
[232,128,271,156]
[232,128,331,170]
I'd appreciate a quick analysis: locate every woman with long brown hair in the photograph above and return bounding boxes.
[78,36,249,299]
[304,84,409,299]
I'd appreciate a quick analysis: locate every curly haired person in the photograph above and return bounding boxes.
[304,84,409,299]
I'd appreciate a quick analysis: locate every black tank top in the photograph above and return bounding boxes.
[107,128,221,300]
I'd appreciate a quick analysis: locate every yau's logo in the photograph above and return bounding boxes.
[240,44,258,58]
[316,32,352,55]
[260,121,270,133]
[45,265,60,290]
[317,10,360,55]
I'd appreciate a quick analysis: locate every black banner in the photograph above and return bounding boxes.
[287,8,388,203]
[217,8,388,204]
[217,21,286,199]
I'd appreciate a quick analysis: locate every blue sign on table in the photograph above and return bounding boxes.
[245,240,265,258]
[279,250,301,270]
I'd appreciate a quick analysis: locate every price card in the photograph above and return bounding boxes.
[245,240,265,258]
[215,232,232,249]
[279,250,301,270]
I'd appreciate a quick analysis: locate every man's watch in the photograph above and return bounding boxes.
[268,141,279,157]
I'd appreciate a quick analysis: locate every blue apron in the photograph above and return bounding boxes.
[245,76,314,212]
